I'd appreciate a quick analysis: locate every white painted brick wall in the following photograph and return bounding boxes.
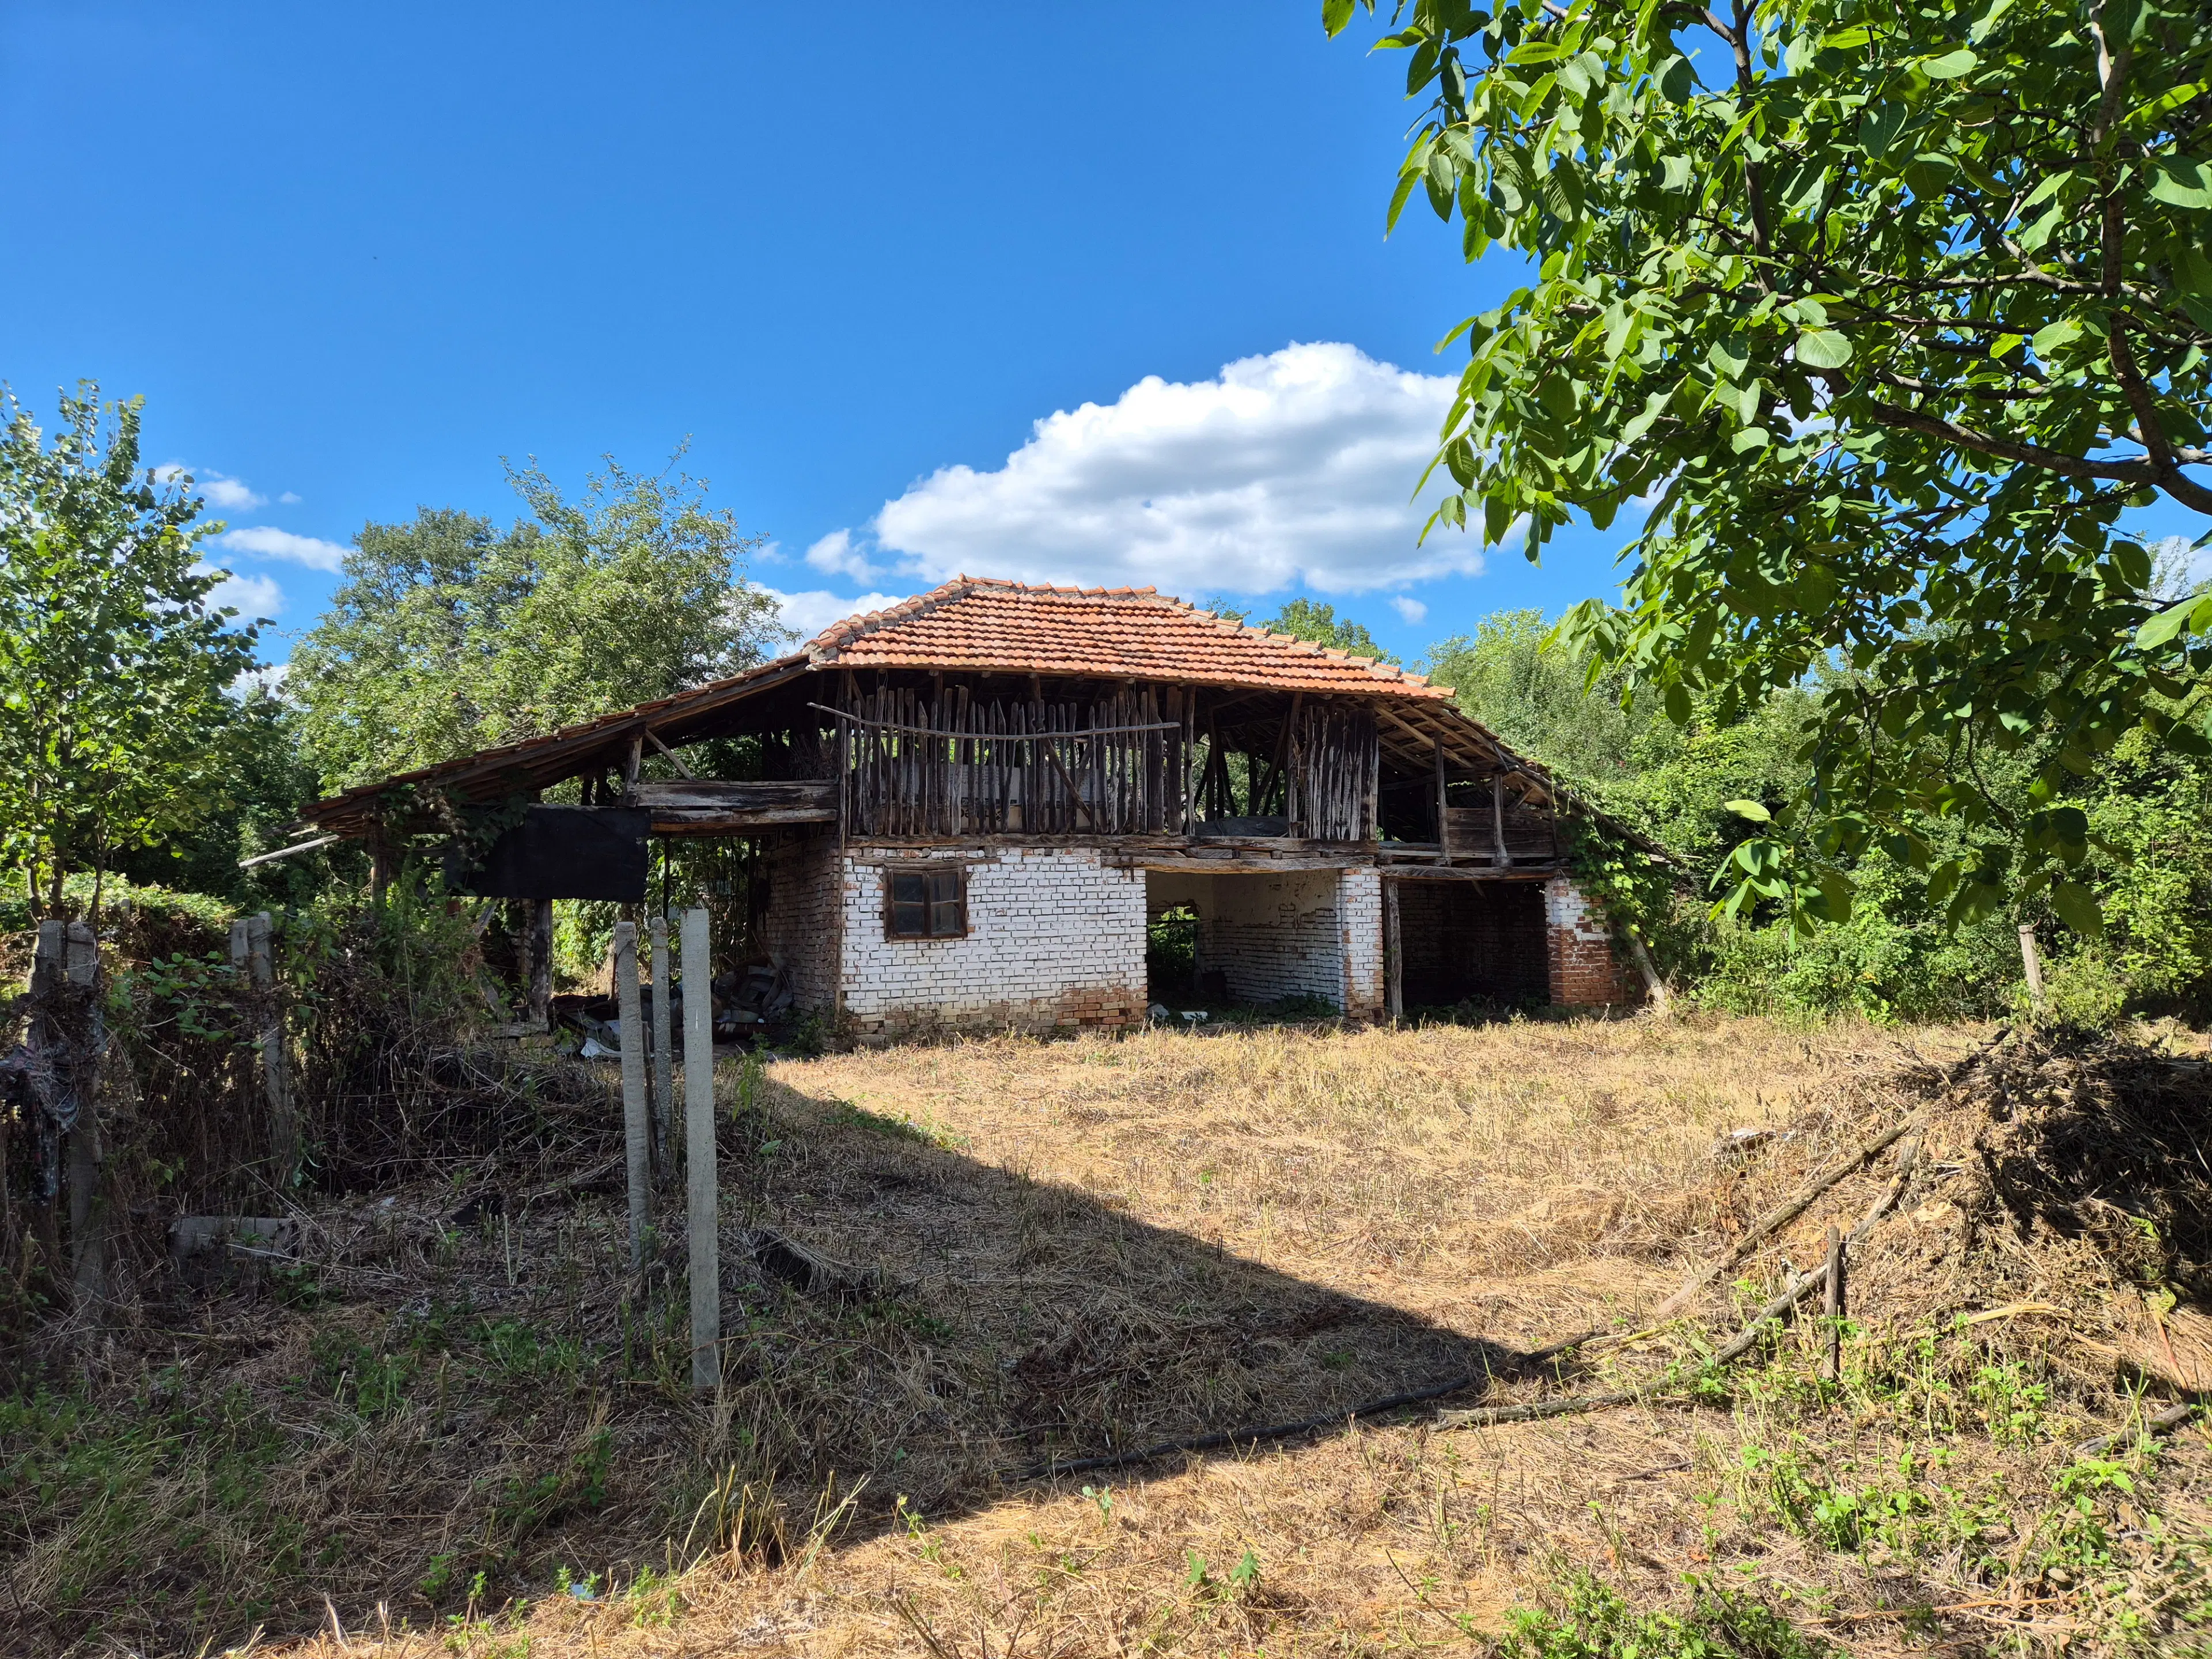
[841,846,1146,1036]
[1200,870,1346,1007]
[1544,876,1611,942]
[1338,867,1385,1020]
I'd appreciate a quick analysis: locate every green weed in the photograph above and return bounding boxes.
[1497,1573,1831,1659]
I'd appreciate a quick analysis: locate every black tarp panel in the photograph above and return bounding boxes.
[445,806,650,901]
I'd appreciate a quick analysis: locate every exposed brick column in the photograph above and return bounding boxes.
[1338,868,1387,1022]
[1544,876,1642,1008]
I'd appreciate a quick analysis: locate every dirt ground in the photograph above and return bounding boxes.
[15,1014,2212,1656]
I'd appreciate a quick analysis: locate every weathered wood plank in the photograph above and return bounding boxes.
[628,779,837,812]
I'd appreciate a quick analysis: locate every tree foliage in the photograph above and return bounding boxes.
[1263,597,1403,662]
[1205,596,1403,661]
[290,455,786,790]
[0,386,262,918]
[1439,608,2212,1020]
[1328,0,2212,933]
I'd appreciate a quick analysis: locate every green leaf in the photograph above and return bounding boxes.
[2051,880,2103,938]
[2125,81,2206,135]
[1813,869,1854,924]
[1724,798,1771,822]
[1921,48,1979,78]
[1730,426,1771,452]
[1321,0,1357,37]
[1660,154,1693,191]
[1657,54,1696,105]
[2149,158,2212,209]
[2030,317,2082,356]
[2135,594,2205,649]
[1794,330,1853,369]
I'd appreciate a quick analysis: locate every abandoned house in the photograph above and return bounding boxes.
[289,578,1653,1039]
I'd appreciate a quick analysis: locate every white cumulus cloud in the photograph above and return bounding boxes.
[804,528,884,583]
[762,586,908,642]
[202,569,284,619]
[858,342,1479,598]
[158,464,267,510]
[1391,595,1429,624]
[219,525,351,573]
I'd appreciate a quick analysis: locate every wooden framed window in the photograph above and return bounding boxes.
[886,866,967,940]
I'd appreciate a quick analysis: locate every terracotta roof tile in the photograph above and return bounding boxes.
[803,577,1450,700]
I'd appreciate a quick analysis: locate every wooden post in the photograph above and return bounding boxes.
[1823,1224,1844,1380]
[1491,774,1510,868]
[36,922,106,1305]
[1626,931,1672,1014]
[2018,923,2046,1015]
[650,914,673,1184]
[613,921,650,1271]
[247,912,297,1188]
[369,842,394,907]
[1384,878,1403,1022]
[1433,739,1451,867]
[528,897,553,1029]
[623,733,644,803]
[681,907,721,1392]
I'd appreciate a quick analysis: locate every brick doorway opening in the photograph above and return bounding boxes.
[1390,878,1549,1013]
[1145,869,1350,1012]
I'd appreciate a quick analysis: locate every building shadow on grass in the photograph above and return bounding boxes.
[709,1077,1551,1534]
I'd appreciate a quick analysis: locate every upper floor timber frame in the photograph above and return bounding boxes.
[290,577,1596,876]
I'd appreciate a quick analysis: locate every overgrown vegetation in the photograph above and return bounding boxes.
[1428,605,2212,1022]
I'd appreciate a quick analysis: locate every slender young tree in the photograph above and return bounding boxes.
[0,385,262,918]
[1329,0,2212,930]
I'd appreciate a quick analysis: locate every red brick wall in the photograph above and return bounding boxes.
[1544,876,1643,1008]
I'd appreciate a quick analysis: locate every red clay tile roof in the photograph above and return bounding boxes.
[293,577,1483,832]
[804,577,1452,700]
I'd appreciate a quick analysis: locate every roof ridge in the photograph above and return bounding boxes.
[802,574,1423,688]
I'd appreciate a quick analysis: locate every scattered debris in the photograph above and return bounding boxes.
[741,1228,888,1301]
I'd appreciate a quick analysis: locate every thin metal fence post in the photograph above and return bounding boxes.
[614,921,650,1271]
[681,907,720,1392]
[650,915,673,1183]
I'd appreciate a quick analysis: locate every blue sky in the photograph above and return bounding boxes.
[9,6,2197,675]
[0,2,1638,669]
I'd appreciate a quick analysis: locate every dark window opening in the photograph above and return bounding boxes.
[888,866,967,939]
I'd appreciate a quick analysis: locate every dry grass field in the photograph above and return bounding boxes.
[12,1014,2211,1657]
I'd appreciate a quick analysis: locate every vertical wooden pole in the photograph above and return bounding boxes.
[623,733,644,803]
[1491,774,1510,868]
[650,914,673,1183]
[528,898,553,1029]
[1433,739,1451,868]
[2018,923,2046,1015]
[1384,878,1403,1022]
[614,921,650,1271]
[1627,932,1672,1014]
[40,922,105,1304]
[681,907,720,1392]
[1823,1224,1844,1380]
[247,912,297,1188]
